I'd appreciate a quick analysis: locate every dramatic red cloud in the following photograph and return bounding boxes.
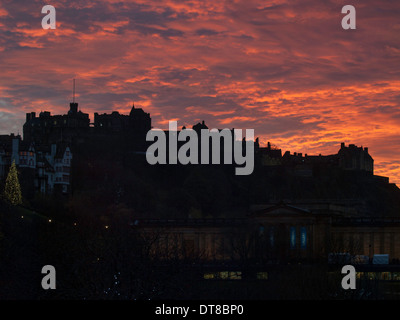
[0,0,399,185]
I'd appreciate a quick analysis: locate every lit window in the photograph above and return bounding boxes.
[218,271,242,280]
[290,226,296,249]
[227,271,242,280]
[269,227,274,247]
[203,272,242,280]
[300,227,307,249]
[256,272,268,280]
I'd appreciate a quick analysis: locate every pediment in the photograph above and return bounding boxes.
[249,203,311,217]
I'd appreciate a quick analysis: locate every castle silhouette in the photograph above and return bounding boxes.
[0,99,383,196]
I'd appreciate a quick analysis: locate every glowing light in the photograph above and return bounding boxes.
[21,216,24,219]
[105,225,109,229]
[290,227,296,249]
[48,219,52,223]
[300,227,307,249]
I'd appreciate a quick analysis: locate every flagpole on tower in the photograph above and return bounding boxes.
[73,78,76,104]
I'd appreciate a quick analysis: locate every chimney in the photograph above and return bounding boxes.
[341,142,345,149]
[364,147,368,153]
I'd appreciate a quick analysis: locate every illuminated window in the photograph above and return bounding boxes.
[203,271,242,280]
[381,272,391,281]
[300,227,307,249]
[290,227,296,249]
[392,273,400,281]
[256,272,268,280]
[269,227,275,248]
[218,271,242,280]
[367,272,376,280]
[228,271,242,280]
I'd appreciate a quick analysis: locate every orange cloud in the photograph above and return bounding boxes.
[1,0,400,186]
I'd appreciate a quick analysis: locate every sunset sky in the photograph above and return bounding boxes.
[0,0,399,185]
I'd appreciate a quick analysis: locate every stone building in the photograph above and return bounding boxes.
[133,201,400,266]
[23,102,90,145]
[0,133,72,195]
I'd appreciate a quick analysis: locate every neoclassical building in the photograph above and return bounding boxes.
[134,201,400,265]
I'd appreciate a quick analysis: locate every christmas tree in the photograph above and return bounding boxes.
[4,160,22,206]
